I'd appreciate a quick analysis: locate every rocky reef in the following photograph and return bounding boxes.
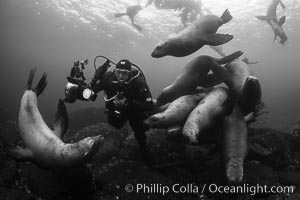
[1,119,300,200]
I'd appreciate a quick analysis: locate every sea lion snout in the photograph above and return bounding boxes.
[81,135,104,156]
[145,116,159,125]
[243,76,262,113]
[151,41,165,58]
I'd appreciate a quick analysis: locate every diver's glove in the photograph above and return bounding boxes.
[94,60,110,80]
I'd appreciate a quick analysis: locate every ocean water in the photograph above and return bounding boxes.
[0,0,300,132]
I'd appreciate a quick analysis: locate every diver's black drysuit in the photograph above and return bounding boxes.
[90,62,154,163]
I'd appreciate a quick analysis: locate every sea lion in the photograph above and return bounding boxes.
[7,68,103,169]
[223,60,262,114]
[145,93,206,128]
[114,5,143,31]
[151,9,234,57]
[256,0,287,45]
[222,104,247,183]
[182,87,234,144]
[156,51,243,106]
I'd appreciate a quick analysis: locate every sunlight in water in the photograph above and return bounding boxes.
[33,0,299,43]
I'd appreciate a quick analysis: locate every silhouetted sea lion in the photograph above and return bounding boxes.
[156,51,243,106]
[256,0,287,45]
[7,68,103,169]
[223,60,262,114]
[114,5,143,31]
[151,9,234,57]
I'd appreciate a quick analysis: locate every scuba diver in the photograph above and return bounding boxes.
[70,60,87,83]
[90,59,154,165]
[114,5,143,32]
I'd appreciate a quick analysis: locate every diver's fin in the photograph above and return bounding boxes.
[279,16,286,26]
[7,145,34,162]
[27,67,37,90]
[203,33,233,46]
[114,13,127,18]
[133,23,143,32]
[220,9,232,24]
[34,73,48,96]
[53,99,69,139]
[255,15,269,21]
[217,51,244,65]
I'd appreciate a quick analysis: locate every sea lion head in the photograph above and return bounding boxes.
[79,135,104,160]
[151,35,179,58]
[243,76,262,113]
[144,115,163,127]
[151,40,170,58]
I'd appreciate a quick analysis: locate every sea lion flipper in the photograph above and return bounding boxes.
[35,73,48,96]
[220,9,232,24]
[255,15,269,21]
[279,0,286,10]
[133,23,143,32]
[27,67,37,90]
[203,33,233,46]
[53,99,69,139]
[217,51,244,65]
[114,13,127,18]
[279,16,286,26]
[7,145,34,161]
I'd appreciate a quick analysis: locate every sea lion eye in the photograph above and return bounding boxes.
[156,45,163,50]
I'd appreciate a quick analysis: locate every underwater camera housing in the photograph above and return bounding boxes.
[80,59,89,70]
[64,77,97,103]
[64,58,97,103]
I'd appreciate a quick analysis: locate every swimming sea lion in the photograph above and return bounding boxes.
[151,9,234,57]
[222,104,247,183]
[7,68,103,169]
[156,51,243,106]
[145,93,206,128]
[256,0,287,45]
[114,5,143,31]
[182,87,234,144]
[223,60,262,114]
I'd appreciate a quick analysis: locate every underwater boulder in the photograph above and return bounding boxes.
[247,127,300,170]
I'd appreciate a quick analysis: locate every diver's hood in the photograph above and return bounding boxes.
[104,64,141,102]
